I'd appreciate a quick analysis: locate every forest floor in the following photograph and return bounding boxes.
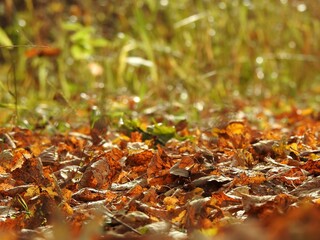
[1,100,320,240]
[1,1,320,239]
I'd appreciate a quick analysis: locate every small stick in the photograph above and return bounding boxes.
[105,207,142,235]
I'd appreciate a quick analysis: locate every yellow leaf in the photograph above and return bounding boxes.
[288,142,299,155]
[226,122,245,135]
[172,210,186,224]
[60,202,74,215]
[163,196,179,210]
[212,127,220,137]
[25,186,40,198]
[300,108,313,116]
[41,186,59,198]
[200,227,218,236]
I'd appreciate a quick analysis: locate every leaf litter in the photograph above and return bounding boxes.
[0,106,320,239]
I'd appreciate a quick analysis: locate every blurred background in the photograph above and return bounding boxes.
[0,0,319,127]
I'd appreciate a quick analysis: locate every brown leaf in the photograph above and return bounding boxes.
[0,213,25,231]
[90,117,108,145]
[191,175,232,188]
[302,160,320,176]
[232,172,266,186]
[0,148,29,172]
[185,197,210,229]
[72,187,107,202]
[0,132,16,149]
[169,162,190,178]
[11,154,49,186]
[242,193,295,219]
[208,192,241,207]
[126,149,154,167]
[290,176,320,198]
[147,146,174,186]
[26,191,59,229]
[38,146,58,165]
[264,204,320,240]
[252,140,277,156]
[0,184,34,197]
[130,131,143,142]
[116,211,151,229]
[169,155,194,178]
[79,158,110,189]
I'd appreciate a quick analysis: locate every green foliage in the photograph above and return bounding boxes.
[0,1,319,126]
[62,22,108,60]
[120,118,177,145]
[146,123,176,144]
[0,27,13,47]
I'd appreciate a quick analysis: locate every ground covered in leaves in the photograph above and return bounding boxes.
[1,105,320,240]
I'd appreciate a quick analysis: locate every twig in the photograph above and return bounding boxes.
[104,207,142,235]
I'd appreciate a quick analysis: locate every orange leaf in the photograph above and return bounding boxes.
[25,47,61,58]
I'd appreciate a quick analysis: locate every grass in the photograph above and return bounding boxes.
[0,0,319,127]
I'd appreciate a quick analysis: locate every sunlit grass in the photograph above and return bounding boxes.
[0,0,319,126]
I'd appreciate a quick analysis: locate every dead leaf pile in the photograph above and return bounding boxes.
[0,107,320,239]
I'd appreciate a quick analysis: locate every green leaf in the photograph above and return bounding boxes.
[70,27,92,42]
[147,123,176,143]
[61,22,82,31]
[91,38,109,47]
[0,27,13,48]
[121,118,141,132]
[71,45,90,60]
[0,103,26,110]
